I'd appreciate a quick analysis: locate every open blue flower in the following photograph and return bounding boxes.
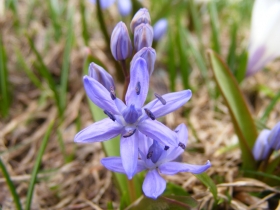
[74,58,192,179]
[101,124,211,199]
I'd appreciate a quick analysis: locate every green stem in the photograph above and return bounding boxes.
[120,60,130,102]
[0,158,23,210]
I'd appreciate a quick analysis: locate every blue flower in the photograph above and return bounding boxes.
[90,0,132,17]
[74,58,192,179]
[101,123,211,199]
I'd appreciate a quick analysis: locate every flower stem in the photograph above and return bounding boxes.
[128,179,137,202]
[121,60,130,102]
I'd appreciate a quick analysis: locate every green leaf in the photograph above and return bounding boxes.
[126,195,198,210]
[195,172,218,201]
[163,182,189,196]
[25,121,54,210]
[167,28,176,92]
[207,50,257,170]
[260,90,280,123]
[208,1,220,54]
[235,50,248,83]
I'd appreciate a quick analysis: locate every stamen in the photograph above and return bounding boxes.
[135,82,141,95]
[110,87,116,100]
[178,142,186,149]
[144,108,155,120]
[164,146,169,150]
[104,110,116,121]
[123,129,136,138]
[154,93,166,105]
[147,151,153,159]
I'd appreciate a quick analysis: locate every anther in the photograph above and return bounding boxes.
[178,142,186,149]
[147,151,153,159]
[164,146,169,150]
[110,87,116,100]
[135,82,141,95]
[154,93,166,105]
[123,129,136,138]
[144,108,155,120]
[104,110,116,121]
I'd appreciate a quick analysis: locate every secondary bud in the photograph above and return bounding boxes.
[130,8,151,33]
[110,22,132,61]
[117,0,132,16]
[134,23,153,52]
[88,62,115,92]
[130,47,156,75]
[153,18,168,41]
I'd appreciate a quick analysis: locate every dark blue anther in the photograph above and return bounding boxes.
[154,93,166,105]
[110,87,116,100]
[144,108,155,120]
[104,110,116,121]
[136,81,141,95]
[164,146,169,150]
[178,142,185,149]
[123,129,136,138]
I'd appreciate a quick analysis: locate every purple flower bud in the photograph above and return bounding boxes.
[252,129,271,161]
[153,19,168,41]
[88,62,115,92]
[89,0,116,10]
[268,121,280,150]
[134,23,153,52]
[110,22,133,61]
[117,0,132,16]
[131,47,156,75]
[130,8,151,33]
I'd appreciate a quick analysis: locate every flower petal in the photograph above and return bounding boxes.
[120,131,139,179]
[74,118,123,143]
[159,160,211,175]
[125,58,149,108]
[146,90,192,118]
[268,121,280,150]
[138,134,153,158]
[142,169,166,199]
[83,76,119,114]
[138,119,177,147]
[252,129,271,161]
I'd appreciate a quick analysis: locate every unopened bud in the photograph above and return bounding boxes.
[117,0,132,16]
[130,8,151,33]
[134,23,153,52]
[110,22,132,61]
[153,18,168,41]
[88,62,115,92]
[131,47,156,75]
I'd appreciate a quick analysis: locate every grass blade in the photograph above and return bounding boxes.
[79,0,89,46]
[207,50,257,171]
[0,158,23,210]
[195,172,218,202]
[167,27,176,92]
[260,90,280,123]
[208,1,220,54]
[25,121,54,210]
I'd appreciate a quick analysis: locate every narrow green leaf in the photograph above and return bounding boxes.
[195,172,218,202]
[25,121,54,210]
[207,50,257,170]
[167,28,176,92]
[227,22,237,73]
[79,0,89,46]
[46,0,61,41]
[235,51,248,83]
[208,1,220,54]
[0,34,10,117]
[0,158,23,210]
[261,90,280,123]
[188,0,202,44]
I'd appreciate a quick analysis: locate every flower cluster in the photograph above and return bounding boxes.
[75,8,211,199]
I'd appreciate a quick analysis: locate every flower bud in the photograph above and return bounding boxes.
[252,129,271,161]
[117,0,132,16]
[268,121,280,150]
[110,21,133,61]
[88,62,115,92]
[134,23,153,52]
[130,8,151,33]
[90,0,115,10]
[131,47,156,75]
[153,19,168,41]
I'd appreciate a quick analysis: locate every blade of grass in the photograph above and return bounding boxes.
[79,0,89,46]
[195,172,218,202]
[260,90,280,123]
[235,51,248,83]
[227,22,237,73]
[0,158,23,210]
[25,121,54,210]
[208,0,220,54]
[60,11,74,111]
[46,0,61,41]
[0,34,10,117]
[207,50,257,171]
[167,27,176,92]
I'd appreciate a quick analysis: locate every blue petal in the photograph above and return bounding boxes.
[153,18,168,41]
[125,58,149,108]
[122,104,142,124]
[101,157,126,174]
[148,90,192,118]
[268,121,280,150]
[253,129,271,161]
[83,76,119,115]
[117,0,132,16]
[147,140,164,164]
[138,119,178,147]
[159,160,211,175]
[120,131,139,179]
[142,169,166,199]
[74,118,123,143]
[138,134,153,158]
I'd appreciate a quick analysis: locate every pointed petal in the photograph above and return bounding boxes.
[142,169,166,199]
[138,134,153,157]
[159,160,211,175]
[120,132,139,179]
[125,58,149,108]
[253,129,271,161]
[138,119,177,147]
[148,90,192,118]
[74,118,123,143]
[83,76,119,114]
[268,121,280,150]
[175,123,188,146]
